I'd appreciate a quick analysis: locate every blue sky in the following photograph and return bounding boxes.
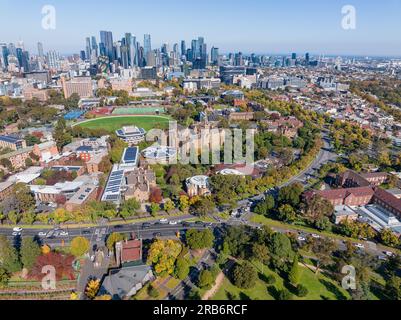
[1,0,401,56]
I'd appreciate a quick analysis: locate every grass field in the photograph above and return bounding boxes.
[77,116,171,132]
[211,261,351,301]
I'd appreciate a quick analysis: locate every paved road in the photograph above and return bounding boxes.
[281,131,338,188]
[0,217,207,247]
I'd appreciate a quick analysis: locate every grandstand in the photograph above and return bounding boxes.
[112,107,165,115]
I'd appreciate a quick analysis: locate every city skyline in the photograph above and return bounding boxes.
[1,0,401,56]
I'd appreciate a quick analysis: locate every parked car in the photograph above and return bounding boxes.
[311,234,321,239]
[298,236,306,242]
[384,251,394,257]
[12,232,21,237]
[354,243,365,250]
[38,232,47,237]
[159,219,168,224]
[59,231,69,237]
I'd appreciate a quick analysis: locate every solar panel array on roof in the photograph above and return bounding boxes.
[123,147,138,164]
[102,168,125,203]
[0,135,21,144]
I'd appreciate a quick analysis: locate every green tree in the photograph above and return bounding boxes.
[179,195,189,212]
[251,243,269,264]
[232,262,257,289]
[7,211,19,225]
[385,276,401,300]
[268,233,294,271]
[315,216,331,231]
[164,199,175,213]
[288,255,300,285]
[0,235,21,272]
[150,203,160,216]
[174,258,190,280]
[254,195,275,216]
[198,269,214,289]
[277,204,296,223]
[186,229,214,250]
[0,268,10,288]
[278,183,304,207]
[20,237,41,270]
[120,198,140,219]
[54,119,72,150]
[106,233,125,251]
[278,288,293,300]
[191,197,216,216]
[379,229,400,248]
[70,237,90,257]
[13,183,35,213]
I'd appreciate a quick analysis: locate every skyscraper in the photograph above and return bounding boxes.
[181,40,186,57]
[1,45,9,69]
[211,47,219,65]
[125,33,137,67]
[37,42,44,58]
[91,36,98,57]
[85,37,91,61]
[100,31,114,62]
[144,34,152,58]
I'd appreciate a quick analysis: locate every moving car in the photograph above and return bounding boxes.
[153,232,162,238]
[38,232,47,237]
[159,219,169,224]
[142,223,152,229]
[59,231,69,237]
[169,221,178,225]
[13,227,23,232]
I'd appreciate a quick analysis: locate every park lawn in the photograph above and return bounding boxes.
[78,116,171,132]
[211,261,350,301]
